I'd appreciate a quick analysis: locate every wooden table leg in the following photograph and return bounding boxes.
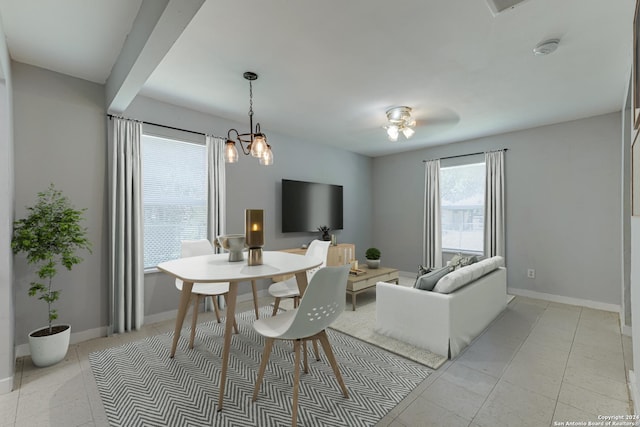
[352,292,356,311]
[294,272,309,296]
[218,280,238,411]
[251,280,259,319]
[170,281,193,358]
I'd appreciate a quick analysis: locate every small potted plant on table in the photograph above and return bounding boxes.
[12,184,91,367]
[365,247,381,269]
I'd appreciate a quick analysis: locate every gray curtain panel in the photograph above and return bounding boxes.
[108,117,144,334]
[484,150,505,258]
[423,159,442,269]
[206,135,227,311]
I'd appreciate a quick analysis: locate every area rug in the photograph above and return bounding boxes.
[330,298,448,370]
[89,306,432,427]
[280,291,448,370]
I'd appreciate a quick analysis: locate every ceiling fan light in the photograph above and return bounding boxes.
[402,127,415,139]
[224,140,239,163]
[387,126,399,141]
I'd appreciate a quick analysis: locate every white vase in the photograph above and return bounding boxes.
[28,324,71,367]
[366,259,380,269]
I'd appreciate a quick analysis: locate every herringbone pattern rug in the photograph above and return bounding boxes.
[89,307,432,427]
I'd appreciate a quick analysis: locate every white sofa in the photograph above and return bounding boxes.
[375,256,507,359]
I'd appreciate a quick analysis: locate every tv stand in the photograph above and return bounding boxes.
[273,243,356,282]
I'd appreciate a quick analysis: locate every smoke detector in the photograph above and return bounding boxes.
[533,39,560,56]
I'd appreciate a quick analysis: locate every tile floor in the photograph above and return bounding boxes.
[1,279,634,427]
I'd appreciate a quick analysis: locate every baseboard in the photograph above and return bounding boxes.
[14,288,273,359]
[15,325,107,358]
[629,370,640,415]
[507,287,621,313]
[0,375,13,394]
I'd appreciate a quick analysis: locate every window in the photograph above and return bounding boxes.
[142,134,208,269]
[440,162,485,253]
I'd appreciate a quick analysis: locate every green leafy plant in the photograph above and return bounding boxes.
[11,184,92,334]
[365,247,381,260]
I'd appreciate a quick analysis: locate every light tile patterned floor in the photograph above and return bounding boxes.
[0,278,634,427]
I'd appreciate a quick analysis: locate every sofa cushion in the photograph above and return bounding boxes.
[432,256,504,294]
[414,266,452,291]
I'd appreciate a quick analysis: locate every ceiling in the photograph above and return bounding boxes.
[0,0,634,157]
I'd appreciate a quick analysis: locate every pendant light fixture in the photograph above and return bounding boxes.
[225,71,273,165]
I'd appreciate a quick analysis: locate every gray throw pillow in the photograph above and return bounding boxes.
[414,266,452,291]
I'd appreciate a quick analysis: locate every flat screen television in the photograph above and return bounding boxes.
[281,179,343,233]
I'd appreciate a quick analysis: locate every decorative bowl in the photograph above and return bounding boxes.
[216,234,245,262]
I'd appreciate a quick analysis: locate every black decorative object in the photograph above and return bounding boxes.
[318,226,331,241]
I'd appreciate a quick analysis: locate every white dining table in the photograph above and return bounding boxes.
[156,250,322,410]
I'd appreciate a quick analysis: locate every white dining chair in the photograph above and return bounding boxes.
[268,239,331,316]
[176,239,240,348]
[252,264,351,427]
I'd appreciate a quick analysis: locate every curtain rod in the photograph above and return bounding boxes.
[107,114,225,139]
[422,148,507,163]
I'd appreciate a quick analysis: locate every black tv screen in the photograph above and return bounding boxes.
[281,179,343,233]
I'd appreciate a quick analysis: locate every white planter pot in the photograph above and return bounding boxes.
[28,324,71,367]
[366,259,380,269]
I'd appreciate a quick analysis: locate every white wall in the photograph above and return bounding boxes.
[373,112,622,306]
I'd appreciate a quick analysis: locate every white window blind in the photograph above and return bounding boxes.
[142,134,208,269]
[440,162,485,253]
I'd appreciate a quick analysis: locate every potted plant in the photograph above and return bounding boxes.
[317,226,331,241]
[11,184,91,367]
[365,247,381,269]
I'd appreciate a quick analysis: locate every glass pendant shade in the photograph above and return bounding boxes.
[387,125,399,141]
[402,127,415,139]
[224,141,239,163]
[260,146,273,165]
[250,134,267,157]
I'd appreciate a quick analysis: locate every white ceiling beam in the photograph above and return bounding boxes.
[105,0,205,114]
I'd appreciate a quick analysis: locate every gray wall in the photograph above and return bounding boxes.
[12,62,108,346]
[0,12,14,393]
[373,112,622,305]
[125,96,373,307]
[11,64,373,345]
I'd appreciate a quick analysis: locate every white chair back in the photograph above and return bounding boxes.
[176,240,215,288]
[279,265,350,340]
[305,239,331,280]
[181,239,215,257]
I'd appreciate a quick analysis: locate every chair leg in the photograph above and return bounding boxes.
[189,295,200,349]
[292,340,301,427]
[293,296,300,309]
[221,294,239,334]
[312,339,321,361]
[272,298,281,316]
[253,337,275,402]
[251,280,260,319]
[303,341,309,374]
[212,295,222,323]
[317,330,349,398]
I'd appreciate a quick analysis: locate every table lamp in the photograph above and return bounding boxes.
[245,209,264,266]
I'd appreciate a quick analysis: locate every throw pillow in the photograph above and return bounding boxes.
[448,253,463,269]
[414,266,452,291]
[460,255,479,267]
[416,264,432,279]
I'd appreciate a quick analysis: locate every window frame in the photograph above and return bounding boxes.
[141,127,208,272]
[440,160,486,255]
